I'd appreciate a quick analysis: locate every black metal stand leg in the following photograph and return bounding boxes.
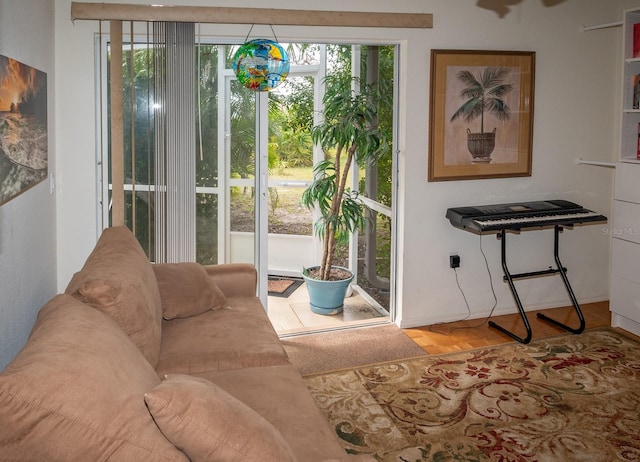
[488,230,533,344]
[536,226,586,334]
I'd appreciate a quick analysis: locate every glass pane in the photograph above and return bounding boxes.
[195,44,221,265]
[230,184,255,264]
[229,79,256,264]
[285,43,321,66]
[353,45,395,312]
[123,189,155,259]
[225,44,239,69]
[268,75,314,236]
[196,44,219,189]
[230,80,256,182]
[226,43,321,69]
[196,193,218,264]
[120,43,155,186]
[109,41,156,259]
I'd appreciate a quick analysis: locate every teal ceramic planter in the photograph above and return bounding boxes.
[302,266,354,315]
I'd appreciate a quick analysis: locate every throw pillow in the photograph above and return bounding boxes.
[0,294,187,461]
[145,374,297,462]
[153,262,227,320]
[64,225,163,366]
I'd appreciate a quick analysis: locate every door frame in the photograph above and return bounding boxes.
[221,57,327,307]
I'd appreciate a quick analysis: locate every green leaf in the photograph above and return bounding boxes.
[300,73,389,280]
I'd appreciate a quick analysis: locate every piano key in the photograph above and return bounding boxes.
[474,211,603,227]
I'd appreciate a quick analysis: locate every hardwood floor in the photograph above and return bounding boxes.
[404,301,613,354]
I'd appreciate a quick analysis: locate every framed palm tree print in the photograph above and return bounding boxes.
[428,50,535,181]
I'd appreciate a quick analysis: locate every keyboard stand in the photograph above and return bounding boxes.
[488,225,586,344]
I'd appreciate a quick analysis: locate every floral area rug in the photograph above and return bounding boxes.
[303,328,640,461]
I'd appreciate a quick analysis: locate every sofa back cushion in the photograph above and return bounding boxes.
[153,262,228,320]
[65,225,163,366]
[0,294,188,461]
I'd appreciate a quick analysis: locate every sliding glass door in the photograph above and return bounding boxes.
[97,31,397,317]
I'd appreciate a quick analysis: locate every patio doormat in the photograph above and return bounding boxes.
[268,276,304,298]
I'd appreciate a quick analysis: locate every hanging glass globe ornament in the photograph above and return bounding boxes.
[232,39,290,91]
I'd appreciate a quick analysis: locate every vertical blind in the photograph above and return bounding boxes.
[106,20,196,263]
[153,21,196,263]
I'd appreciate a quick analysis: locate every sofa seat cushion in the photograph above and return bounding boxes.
[156,296,289,375]
[153,262,228,320]
[145,374,296,462]
[65,226,163,367]
[0,294,188,462]
[194,364,353,462]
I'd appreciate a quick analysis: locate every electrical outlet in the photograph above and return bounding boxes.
[450,254,460,268]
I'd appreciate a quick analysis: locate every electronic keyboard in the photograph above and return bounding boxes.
[446,199,607,232]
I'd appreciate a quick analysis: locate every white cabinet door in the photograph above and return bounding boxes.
[615,162,640,203]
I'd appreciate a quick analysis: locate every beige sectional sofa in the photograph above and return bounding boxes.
[0,226,374,461]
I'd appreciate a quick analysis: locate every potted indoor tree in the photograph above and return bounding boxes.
[450,66,513,163]
[300,74,387,315]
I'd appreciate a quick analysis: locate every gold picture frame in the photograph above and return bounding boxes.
[428,50,535,181]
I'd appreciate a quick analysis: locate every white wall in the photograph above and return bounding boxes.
[395,0,637,328]
[0,0,57,369]
[53,0,632,334]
